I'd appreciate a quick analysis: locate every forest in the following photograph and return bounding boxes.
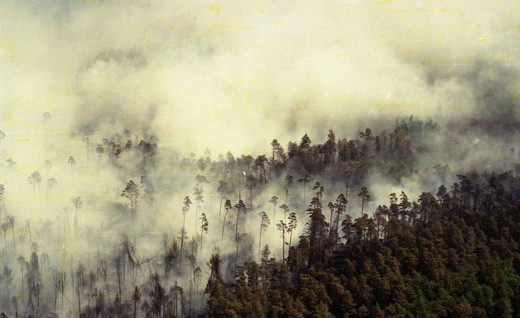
[1,115,520,317]
[3,1,520,317]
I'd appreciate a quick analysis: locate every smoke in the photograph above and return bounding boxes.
[2,0,519,156]
[1,0,520,315]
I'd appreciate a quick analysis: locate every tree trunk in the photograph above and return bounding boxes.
[282,230,285,264]
[258,223,262,256]
[219,194,223,222]
[221,211,228,241]
[77,288,81,318]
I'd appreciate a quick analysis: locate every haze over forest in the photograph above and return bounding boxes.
[1,0,520,317]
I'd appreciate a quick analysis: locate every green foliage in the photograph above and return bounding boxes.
[208,172,520,317]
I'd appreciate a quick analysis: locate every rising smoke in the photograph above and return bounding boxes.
[1,0,520,316]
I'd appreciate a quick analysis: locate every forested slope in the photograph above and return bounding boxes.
[1,117,520,317]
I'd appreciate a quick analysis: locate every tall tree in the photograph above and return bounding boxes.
[217,181,228,222]
[245,174,257,209]
[277,220,288,264]
[253,155,268,182]
[28,171,42,195]
[300,133,311,150]
[182,196,192,231]
[193,185,204,230]
[270,139,283,178]
[298,174,312,213]
[258,211,270,256]
[27,251,41,317]
[307,192,329,265]
[234,199,247,241]
[221,199,232,240]
[149,272,165,318]
[284,175,294,204]
[270,195,279,221]
[358,186,370,215]
[122,180,140,218]
[200,213,208,250]
[180,196,192,269]
[324,129,337,164]
[234,199,247,271]
[399,191,411,221]
[330,194,347,245]
[287,212,298,248]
